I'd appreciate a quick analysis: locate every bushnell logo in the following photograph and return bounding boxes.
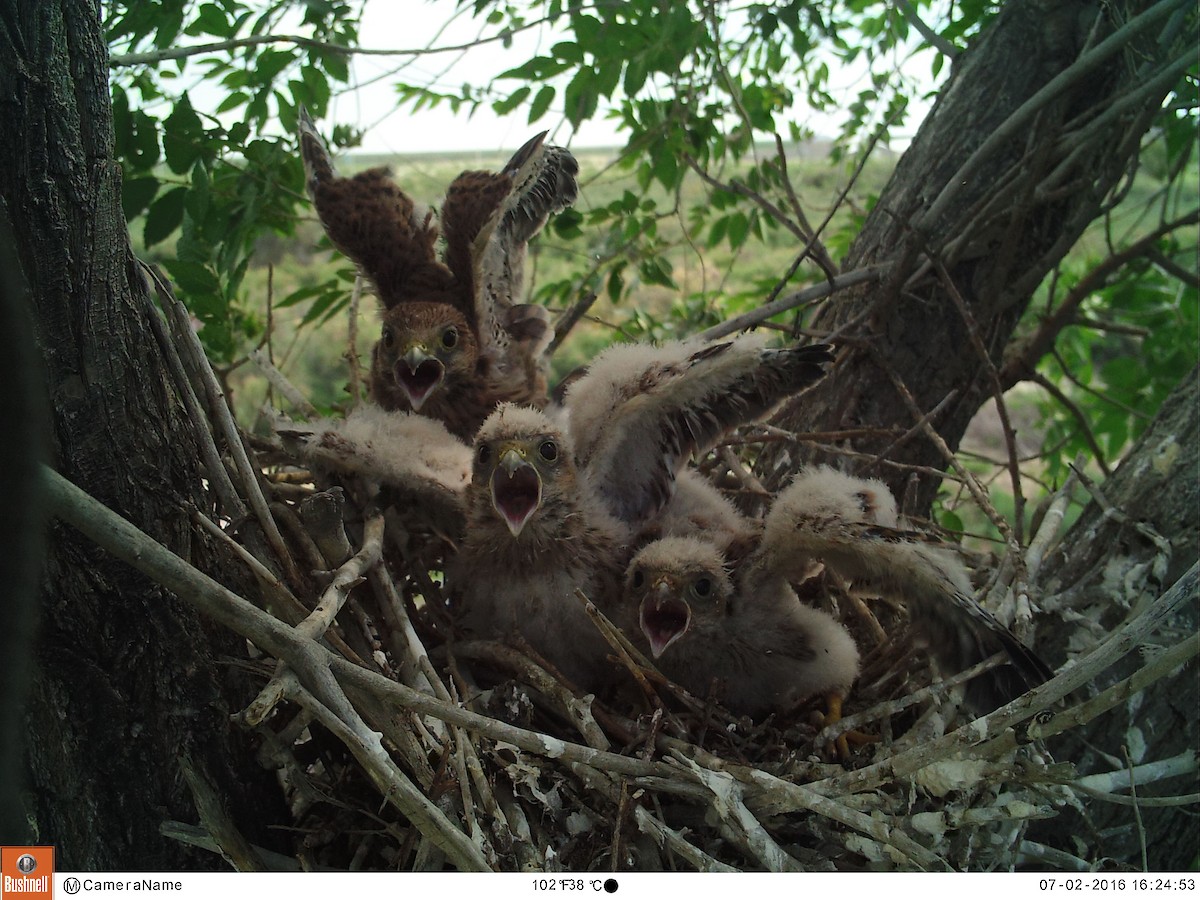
[2,845,54,899]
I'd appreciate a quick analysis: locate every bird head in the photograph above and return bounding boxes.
[776,466,898,527]
[626,537,732,659]
[472,405,573,538]
[374,303,477,411]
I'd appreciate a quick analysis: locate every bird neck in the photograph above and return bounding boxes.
[464,502,611,573]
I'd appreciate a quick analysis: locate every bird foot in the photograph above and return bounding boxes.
[817,692,878,762]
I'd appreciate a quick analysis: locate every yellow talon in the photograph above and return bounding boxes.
[820,692,879,762]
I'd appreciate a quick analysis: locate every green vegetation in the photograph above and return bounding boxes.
[109,0,1197,539]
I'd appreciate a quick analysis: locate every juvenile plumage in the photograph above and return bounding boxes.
[562,334,835,527]
[298,109,577,437]
[450,405,622,688]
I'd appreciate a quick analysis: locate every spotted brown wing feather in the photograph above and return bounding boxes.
[297,106,456,310]
[564,336,834,530]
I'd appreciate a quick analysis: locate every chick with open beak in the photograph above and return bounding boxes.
[625,536,733,665]
[635,570,700,659]
[621,535,860,731]
[450,404,623,689]
[487,438,551,537]
[371,310,476,417]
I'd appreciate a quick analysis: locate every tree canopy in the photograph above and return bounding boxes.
[107,0,1197,513]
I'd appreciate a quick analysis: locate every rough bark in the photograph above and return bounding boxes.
[1032,366,1198,870]
[0,210,48,844]
[762,0,1192,514]
[0,1,285,868]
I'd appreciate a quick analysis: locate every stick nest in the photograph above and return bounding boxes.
[144,273,1189,873]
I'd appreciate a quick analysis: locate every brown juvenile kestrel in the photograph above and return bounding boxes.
[298,108,577,438]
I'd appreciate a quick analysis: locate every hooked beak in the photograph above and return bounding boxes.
[490,447,542,537]
[639,579,692,659]
[394,344,444,411]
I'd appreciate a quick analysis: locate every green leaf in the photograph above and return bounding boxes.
[301,64,332,114]
[143,187,187,246]
[276,285,328,309]
[320,48,350,83]
[551,207,583,240]
[500,56,557,81]
[162,94,204,174]
[606,265,625,301]
[121,176,160,221]
[215,90,249,114]
[551,41,582,63]
[639,256,677,289]
[571,13,603,47]
[190,3,233,38]
[563,68,598,127]
[185,160,210,222]
[255,48,297,84]
[939,509,965,535]
[653,149,679,189]
[529,85,555,123]
[164,259,222,302]
[154,5,185,49]
[493,86,531,116]
[726,212,750,249]
[623,56,647,95]
[299,289,348,326]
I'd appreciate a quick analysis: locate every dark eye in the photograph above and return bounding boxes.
[382,325,395,349]
[441,326,458,349]
[631,569,644,589]
[692,577,713,598]
[476,443,492,466]
[539,440,558,461]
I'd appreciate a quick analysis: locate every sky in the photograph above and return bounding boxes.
[325,1,940,156]
[334,2,623,154]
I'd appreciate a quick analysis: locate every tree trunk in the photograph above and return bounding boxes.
[0,1,285,867]
[762,0,1191,515]
[0,209,49,844]
[1031,366,1198,870]
[751,0,1197,868]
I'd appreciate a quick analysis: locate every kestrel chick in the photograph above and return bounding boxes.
[765,467,1053,711]
[450,405,623,688]
[451,338,835,692]
[623,535,861,719]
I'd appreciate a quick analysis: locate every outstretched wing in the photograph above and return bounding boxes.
[274,406,470,537]
[762,468,1054,710]
[298,106,457,310]
[565,335,834,529]
[441,132,578,371]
